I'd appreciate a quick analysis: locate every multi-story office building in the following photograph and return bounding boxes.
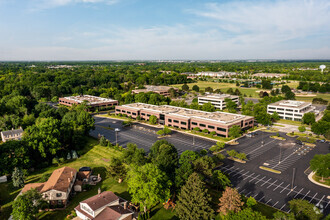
[115,103,254,138]
[59,95,118,111]
[198,94,239,110]
[267,100,315,121]
[131,85,179,97]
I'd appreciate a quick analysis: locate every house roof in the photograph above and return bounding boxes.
[40,167,77,193]
[95,206,122,220]
[1,128,23,140]
[21,183,45,194]
[82,191,119,211]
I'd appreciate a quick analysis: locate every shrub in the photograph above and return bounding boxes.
[210,131,217,136]
[193,127,201,132]
[156,130,164,136]
[202,129,209,134]
[227,150,238,158]
[298,126,306,133]
[210,142,225,153]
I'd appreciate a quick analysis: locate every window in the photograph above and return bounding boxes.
[127,111,131,114]
[192,122,197,125]
[174,120,179,123]
[122,110,126,113]
[286,113,293,116]
[56,193,62,197]
[141,113,145,116]
[217,127,226,132]
[181,127,186,130]
[147,114,151,117]
[133,113,136,115]
[174,125,179,128]
[200,124,206,127]
[168,119,172,122]
[208,125,215,129]
[181,121,187,125]
[116,109,120,112]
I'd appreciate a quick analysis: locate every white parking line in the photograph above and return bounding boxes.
[255,176,266,184]
[273,201,279,207]
[309,193,318,202]
[258,196,265,202]
[253,192,259,198]
[247,139,276,156]
[280,204,286,210]
[233,169,245,177]
[242,171,250,176]
[266,199,272,205]
[302,190,310,200]
[287,186,297,195]
[316,195,325,207]
[273,182,284,191]
[243,173,255,180]
[261,178,272,186]
[325,200,330,209]
[229,168,240,175]
[239,189,246,194]
[245,192,252,197]
[249,174,260,182]
[294,188,304,198]
[267,180,278,189]
[280,184,290,193]
[236,186,240,190]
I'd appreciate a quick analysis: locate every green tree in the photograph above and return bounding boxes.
[163,126,171,135]
[149,115,158,125]
[122,143,146,166]
[229,125,241,138]
[192,85,200,92]
[12,167,25,188]
[176,172,214,220]
[99,136,108,146]
[175,162,193,190]
[246,197,257,207]
[302,112,316,125]
[242,100,254,116]
[212,170,231,190]
[151,143,178,180]
[298,126,306,133]
[309,154,330,181]
[135,92,148,103]
[210,142,225,153]
[289,199,322,220]
[156,129,164,136]
[205,86,213,93]
[261,79,273,89]
[108,157,127,183]
[202,102,215,112]
[224,208,267,220]
[271,112,280,122]
[12,188,44,220]
[182,83,189,91]
[225,98,237,113]
[281,85,291,94]
[179,150,199,165]
[272,211,295,220]
[168,88,178,98]
[24,117,61,158]
[193,156,215,178]
[127,163,171,212]
[311,120,330,135]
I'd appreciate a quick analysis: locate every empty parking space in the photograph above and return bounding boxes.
[218,165,329,214]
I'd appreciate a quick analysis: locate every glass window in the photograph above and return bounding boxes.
[181,121,187,125]
[208,125,215,129]
[192,122,197,125]
[217,127,226,132]
[200,124,206,127]
[174,120,179,123]
[168,119,172,122]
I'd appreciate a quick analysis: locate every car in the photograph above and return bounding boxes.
[319,139,325,143]
[115,128,120,132]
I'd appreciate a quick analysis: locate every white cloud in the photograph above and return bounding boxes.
[29,0,119,11]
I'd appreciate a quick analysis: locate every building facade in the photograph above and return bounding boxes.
[115,103,254,137]
[267,100,315,121]
[1,127,23,142]
[198,94,239,110]
[131,85,179,97]
[59,95,118,111]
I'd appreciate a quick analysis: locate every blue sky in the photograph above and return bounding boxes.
[0,0,329,60]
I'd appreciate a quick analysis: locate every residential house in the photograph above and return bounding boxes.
[1,127,23,142]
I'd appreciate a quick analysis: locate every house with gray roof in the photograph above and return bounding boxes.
[1,127,23,142]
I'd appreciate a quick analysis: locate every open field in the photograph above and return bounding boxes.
[171,81,330,102]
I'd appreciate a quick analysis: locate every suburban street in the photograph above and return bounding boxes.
[90,116,330,215]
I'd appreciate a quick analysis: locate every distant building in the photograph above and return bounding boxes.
[198,94,239,110]
[267,100,316,121]
[197,71,237,77]
[252,73,286,78]
[131,85,179,97]
[1,127,23,142]
[75,191,134,220]
[115,103,254,138]
[59,95,118,111]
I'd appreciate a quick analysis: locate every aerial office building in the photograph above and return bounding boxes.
[131,85,178,97]
[59,95,118,111]
[267,100,315,121]
[115,103,254,138]
[198,94,239,110]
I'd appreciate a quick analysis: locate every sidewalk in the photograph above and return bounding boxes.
[308,171,330,189]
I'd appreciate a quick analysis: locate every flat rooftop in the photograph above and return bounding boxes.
[120,103,252,124]
[132,85,176,92]
[62,95,117,105]
[199,94,239,100]
[269,100,311,109]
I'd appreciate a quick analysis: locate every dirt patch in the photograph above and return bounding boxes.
[102,158,110,162]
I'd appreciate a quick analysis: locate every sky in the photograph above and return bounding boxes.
[0,0,329,60]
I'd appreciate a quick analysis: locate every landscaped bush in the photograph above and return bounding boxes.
[210,142,225,153]
[193,127,201,132]
[202,129,209,134]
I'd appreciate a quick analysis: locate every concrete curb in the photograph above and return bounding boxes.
[308,171,330,189]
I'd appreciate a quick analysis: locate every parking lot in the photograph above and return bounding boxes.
[90,116,216,154]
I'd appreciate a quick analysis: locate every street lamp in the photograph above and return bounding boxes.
[115,128,120,145]
[291,168,296,191]
[278,143,282,164]
[193,135,195,146]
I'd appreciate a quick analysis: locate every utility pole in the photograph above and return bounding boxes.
[278,144,282,164]
[193,135,195,146]
[291,168,296,191]
[115,131,118,145]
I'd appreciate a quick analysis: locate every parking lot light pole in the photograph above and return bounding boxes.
[193,135,195,146]
[278,144,282,164]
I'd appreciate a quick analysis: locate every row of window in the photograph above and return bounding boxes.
[168,119,187,125]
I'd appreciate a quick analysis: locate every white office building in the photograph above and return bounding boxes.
[267,100,315,121]
[198,94,239,110]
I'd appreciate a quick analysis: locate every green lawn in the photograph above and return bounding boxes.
[276,119,303,126]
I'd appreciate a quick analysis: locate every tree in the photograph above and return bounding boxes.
[246,197,257,207]
[12,167,25,188]
[218,187,244,215]
[242,100,254,116]
[12,188,44,220]
[311,120,330,135]
[212,170,231,190]
[122,143,146,166]
[272,211,295,220]
[309,154,330,181]
[182,83,189,91]
[298,126,306,133]
[281,85,291,94]
[302,112,316,125]
[192,85,199,92]
[179,150,199,165]
[151,143,178,180]
[202,102,215,112]
[163,126,171,135]
[127,163,171,212]
[149,115,157,125]
[167,88,177,98]
[99,135,108,146]
[224,208,267,220]
[210,142,225,153]
[289,199,322,220]
[225,98,237,113]
[176,172,214,220]
[229,125,241,138]
[193,156,215,178]
[175,162,193,190]
[284,91,295,100]
[108,157,127,183]
[227,150,238,158]
[261,79,273,89]
[271,112,280,122]
[156,129,164,136]
[205,86,213,93]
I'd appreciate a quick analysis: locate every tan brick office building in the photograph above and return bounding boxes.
[115,103,254,138]
[59,95,118,111]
